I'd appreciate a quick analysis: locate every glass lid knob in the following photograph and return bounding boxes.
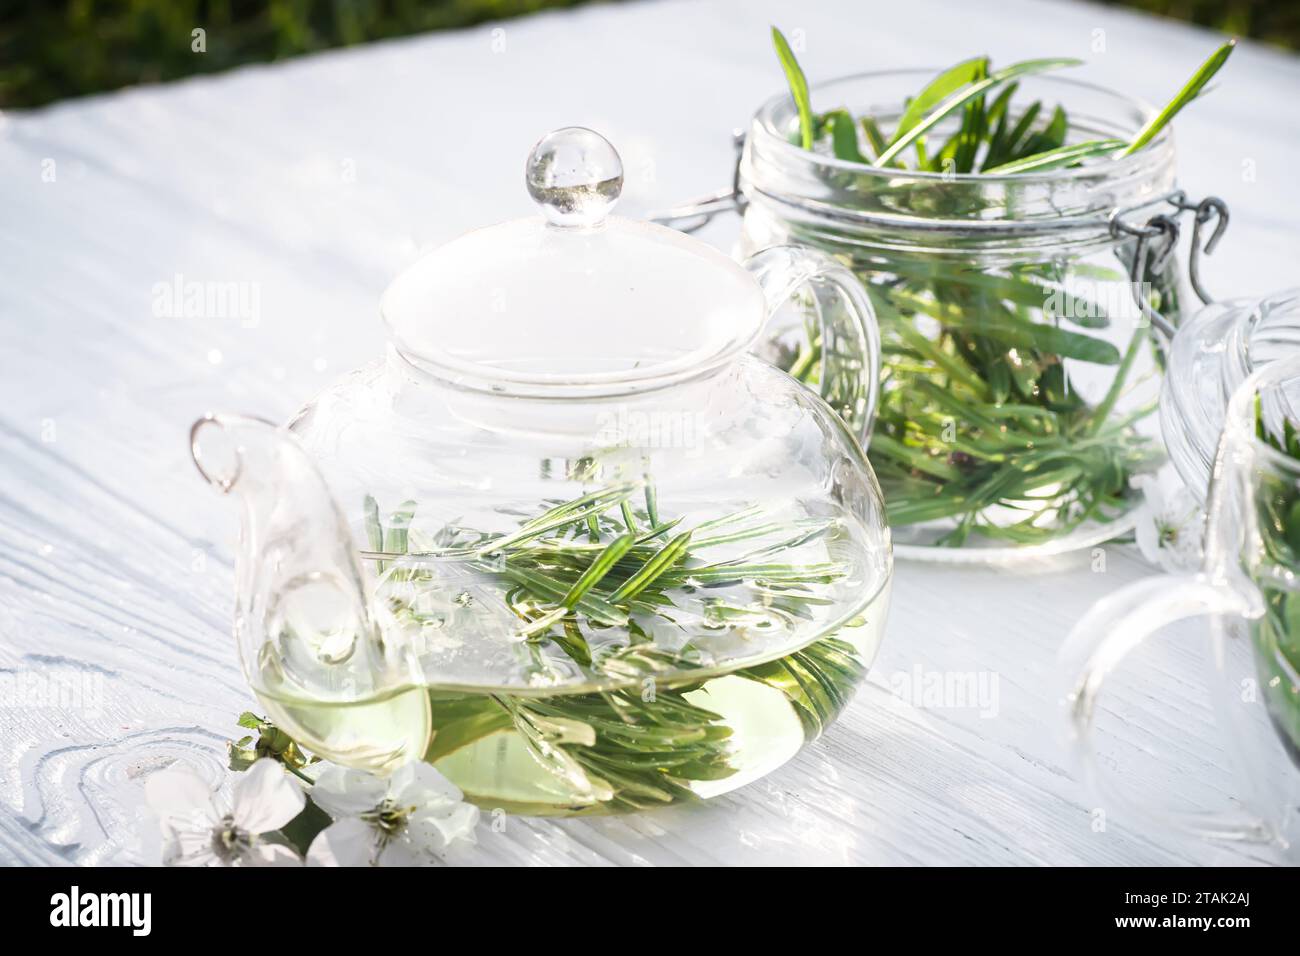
[525,127,623,227]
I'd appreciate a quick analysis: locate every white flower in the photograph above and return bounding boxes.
[145,758,304,866]
[306,762,479,867]
[1132,467,1205,572]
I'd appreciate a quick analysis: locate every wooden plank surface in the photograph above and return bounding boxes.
[3,0,1298,865]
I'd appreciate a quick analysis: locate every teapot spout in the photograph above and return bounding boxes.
[190,413,385,694]
[192,413,431,773]
[191,413,429,773]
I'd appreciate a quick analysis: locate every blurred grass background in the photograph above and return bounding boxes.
[1097,0,1297,50]
[1,0,1295,109]
[0,0,610,108]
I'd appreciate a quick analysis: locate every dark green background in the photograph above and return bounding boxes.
[1,0,1294,109]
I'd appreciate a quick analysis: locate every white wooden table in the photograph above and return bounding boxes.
[4,0,1299,866]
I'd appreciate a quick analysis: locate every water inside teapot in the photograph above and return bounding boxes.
[250,484,890,814]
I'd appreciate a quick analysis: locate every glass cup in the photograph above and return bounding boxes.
[1064,352,1300,853]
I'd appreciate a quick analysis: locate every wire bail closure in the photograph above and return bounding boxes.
[646,131,747,233]
[1109,189,1230,340]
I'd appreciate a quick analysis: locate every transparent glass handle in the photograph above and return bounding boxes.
[1061,359,1287,843]
[742,245,881,446]
[1061,572,1273,841]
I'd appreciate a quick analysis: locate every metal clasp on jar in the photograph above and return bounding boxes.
[1109,189,1230,339]
[646,131,748,234]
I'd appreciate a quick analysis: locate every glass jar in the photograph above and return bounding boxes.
[191,129,893,816]
[1065,344,1300,853]
[739,71,1190,562]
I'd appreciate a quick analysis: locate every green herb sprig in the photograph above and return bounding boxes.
[361,487,875,811]
[762,30,1234,547]
[771,28,1234,174]
[233,485,878,814]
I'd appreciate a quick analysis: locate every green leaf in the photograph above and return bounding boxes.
[277,797,333,857]
[825,109,866,162]
[772,26,814,150]
[952,57,989,173]
[914,137,931,169]
[984,138,1125,174]
[1120,38,1235,157]
[424,695,515,763]
[525,712,598,748]
[609,530,693,602]
[875,58,1081,167]
[1021,104,1067,157]
[860,116,887,159]
[972,316,1121,365]
[980,81,1020,169]
[998,100,1043,162]
[227,744,256,772]
[890,56,986,143]
[384,500,417,556]
[562,532,636,609]
[500,564,629,626]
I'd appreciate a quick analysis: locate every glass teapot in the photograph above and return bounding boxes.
[190,128,892,815]
[1064,294,1300,852]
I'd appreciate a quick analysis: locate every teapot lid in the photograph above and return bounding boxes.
[380,128,765,394]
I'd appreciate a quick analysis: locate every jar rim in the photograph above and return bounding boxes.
[741,69,1179,251]
[749,68,1171,185]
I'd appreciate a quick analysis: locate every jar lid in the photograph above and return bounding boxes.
[1162,289,1300,501]
[380,127,764,394]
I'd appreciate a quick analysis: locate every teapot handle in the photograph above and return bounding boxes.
[1060,356,1300,846]
[742,245,880,447]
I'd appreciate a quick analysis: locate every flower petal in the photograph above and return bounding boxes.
[144,768,218,825]
[410,801,479,852]
[307,818,377,867]
[377,836,426,867]
[309,765,389,819]
[399,761,465,804]
[231,758,305,834]
[245,841,304,867]
[164,826,221,867]
[1134,514,1160,566]
[386,761,416,795]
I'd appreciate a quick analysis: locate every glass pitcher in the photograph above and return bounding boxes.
[1064,344,1300,851]
[190,128,893,816]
